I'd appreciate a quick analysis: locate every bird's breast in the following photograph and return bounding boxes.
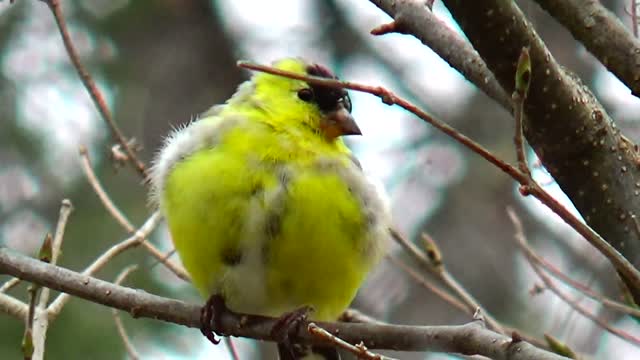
[160,125,389,321]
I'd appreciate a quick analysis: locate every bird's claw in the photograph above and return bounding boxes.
[200,294,229,345]
[271,305,314,358]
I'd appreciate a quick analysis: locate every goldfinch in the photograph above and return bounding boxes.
[150,58,390,359]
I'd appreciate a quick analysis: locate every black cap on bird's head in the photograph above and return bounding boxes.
[300,63,361,139]
[249,58,361,141]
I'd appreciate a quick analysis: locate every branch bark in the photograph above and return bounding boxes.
[0,248,568,360]
[369,0,511,111]
[368,0,640,300]
[532,0,640,97]
[432,0,640,296]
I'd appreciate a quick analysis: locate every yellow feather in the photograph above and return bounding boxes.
[152,58,389,324]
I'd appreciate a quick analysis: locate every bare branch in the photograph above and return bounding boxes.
[308,323,393,360]
[223,338,240,360]
[0,278,21,293]
[514,218,640,318]
[23,283,40,360]
[47,212,162,318]
[2,201,72,299]
[38,199,73,309]
[390,229,501,334]
[0,292,28,319]
[79,146,135,232]
[533,0,640,96]
[112,266,140,360]
[78,147,189,281]
[24,200,73,360]
[41,0,148,179]
[49,199,73,266]
[368,0,511,110]
[386,254,468,313]
[439,0,640,299]
[631,0,639,37]
[513,47,532,181]
[0,248,569,359]
[508,209,640,346]
[340,309,385,325]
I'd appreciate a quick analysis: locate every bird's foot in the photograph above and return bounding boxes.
[200,294,229,345]
[271,306,314,359]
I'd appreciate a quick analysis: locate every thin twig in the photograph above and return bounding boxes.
[516,225,640,318]
[0,292,28,319]
[440,270,503,331]
[340,309,385,325]
[39,199,73,309]
[386,254,467,313]
[632,0,639,38]
[392,234,547,349]
[224,338,240,360]
[512,47,532,180]
[50,199,73,265]
[47,212,162,318]
[239,61,522,182]
[42,0,148,179]
[0,278,21,293]
[3,201,71,297]
[308,323,394,360]
[535,252,640,347]
[389,230,504,333]
[369,0,511,110]
[508,209,640,346]
[28,201,72,360]
[79,146,135,232]
[420,233,442,269]
[237,61,640,298]
[78,146,189,281]
[140,243,189,282]
[147,248,189,281]
[472,308,486,327]
[23,283,40,360]
[112,265,141,360]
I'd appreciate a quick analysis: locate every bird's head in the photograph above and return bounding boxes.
[245,58,360,141]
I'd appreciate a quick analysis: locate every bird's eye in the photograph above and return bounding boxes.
[297,88,315,102]
[342,94,352,113]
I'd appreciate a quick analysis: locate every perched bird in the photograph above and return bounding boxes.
[150,58,390,359]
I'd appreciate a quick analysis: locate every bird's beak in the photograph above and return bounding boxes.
[320,105,362,139]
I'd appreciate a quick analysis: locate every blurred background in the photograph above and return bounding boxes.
[1,0,639,359]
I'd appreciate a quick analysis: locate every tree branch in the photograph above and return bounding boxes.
[78,148,189,282]
[508,209,640,347]
[440,0,640,301]
[111,266,141,360]
[0,292,28,319]
[0,248,569,360]
[46,212,161,318]
[390,230,504,333]
[42,0,148,179]
[532,0,640,97]
[369,0,511,111]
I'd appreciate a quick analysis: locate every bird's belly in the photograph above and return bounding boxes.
[162,148,373,321]
[222,235,368,322]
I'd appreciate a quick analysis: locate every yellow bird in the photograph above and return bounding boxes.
[150,58,390,359]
